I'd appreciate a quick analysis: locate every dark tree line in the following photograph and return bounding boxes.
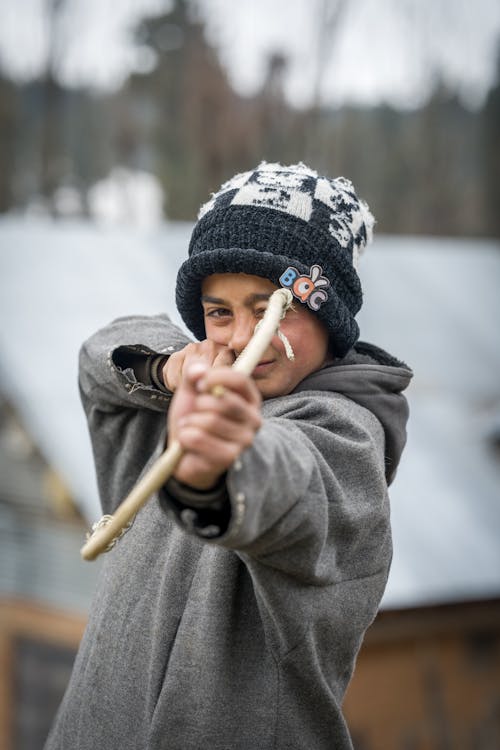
[0,0,499,236]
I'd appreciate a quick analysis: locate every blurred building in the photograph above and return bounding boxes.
[0,220,499,749]
[0,395,101,748]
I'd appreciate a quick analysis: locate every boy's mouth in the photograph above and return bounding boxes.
[253,359,275,376]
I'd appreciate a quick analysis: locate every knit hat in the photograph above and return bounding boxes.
[175,162,374,356]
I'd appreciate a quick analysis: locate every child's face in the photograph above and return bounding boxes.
[201,273,329,398]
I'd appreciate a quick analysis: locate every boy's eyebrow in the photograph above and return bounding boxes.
[201,293,272,306]
[201,295,227,305]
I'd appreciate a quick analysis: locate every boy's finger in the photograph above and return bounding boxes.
[213,348,236,368]
[184,361,210,381]
[192,390,262,426]
[196,368,262,405]
[179,407,261,440]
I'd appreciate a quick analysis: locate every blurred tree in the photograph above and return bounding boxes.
[304,0,347,164]
[255,53,302,164]
[123,0,240,218]
[38,0,69,214]
[122,0,304,218]
[311,84,484,237]
[0,74,17,211]
[482,46,500,238]
[412,84,482,236]
[258,53,289,156]
[65,90,116,216]
[0,0,494,236]
[15,0,113,216]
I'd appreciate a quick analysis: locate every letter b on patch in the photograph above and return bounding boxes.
[279,267,299,288]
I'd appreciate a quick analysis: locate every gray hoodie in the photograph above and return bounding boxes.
[45,314,412,750]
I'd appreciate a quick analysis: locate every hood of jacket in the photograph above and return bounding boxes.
[294,341,413,485]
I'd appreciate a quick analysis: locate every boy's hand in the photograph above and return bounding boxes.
[167,361,262,491]
[162,340,235,392]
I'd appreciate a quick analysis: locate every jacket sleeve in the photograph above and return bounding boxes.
[78,313,190,514]
[164,389,392,587]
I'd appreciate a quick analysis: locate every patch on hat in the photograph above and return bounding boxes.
[279,264,330,311]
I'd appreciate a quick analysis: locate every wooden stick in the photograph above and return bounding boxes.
[80,288,293,561]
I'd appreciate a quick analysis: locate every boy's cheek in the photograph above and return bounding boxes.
[203,324,227,346]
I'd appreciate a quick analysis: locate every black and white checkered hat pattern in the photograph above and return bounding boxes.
[176,162,374,356]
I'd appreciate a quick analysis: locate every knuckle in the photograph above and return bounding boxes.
[180,425,202,450]
[204,413,220,433]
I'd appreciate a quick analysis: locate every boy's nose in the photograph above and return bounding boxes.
[227,316,255,356]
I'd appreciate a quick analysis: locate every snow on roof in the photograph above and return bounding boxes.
[1,218,499,609]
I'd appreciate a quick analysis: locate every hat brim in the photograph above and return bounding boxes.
[175,247,359,356]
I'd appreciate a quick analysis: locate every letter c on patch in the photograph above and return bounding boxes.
[308,289,329,311]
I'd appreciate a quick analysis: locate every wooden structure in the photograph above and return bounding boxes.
[344,599,500,749]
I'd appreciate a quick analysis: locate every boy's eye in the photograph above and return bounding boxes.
[255,307,267,319]
[205,307,232,319]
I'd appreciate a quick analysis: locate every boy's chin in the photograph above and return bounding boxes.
[255,377,293,400]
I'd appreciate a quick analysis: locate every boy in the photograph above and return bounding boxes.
[45,163,412,749]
